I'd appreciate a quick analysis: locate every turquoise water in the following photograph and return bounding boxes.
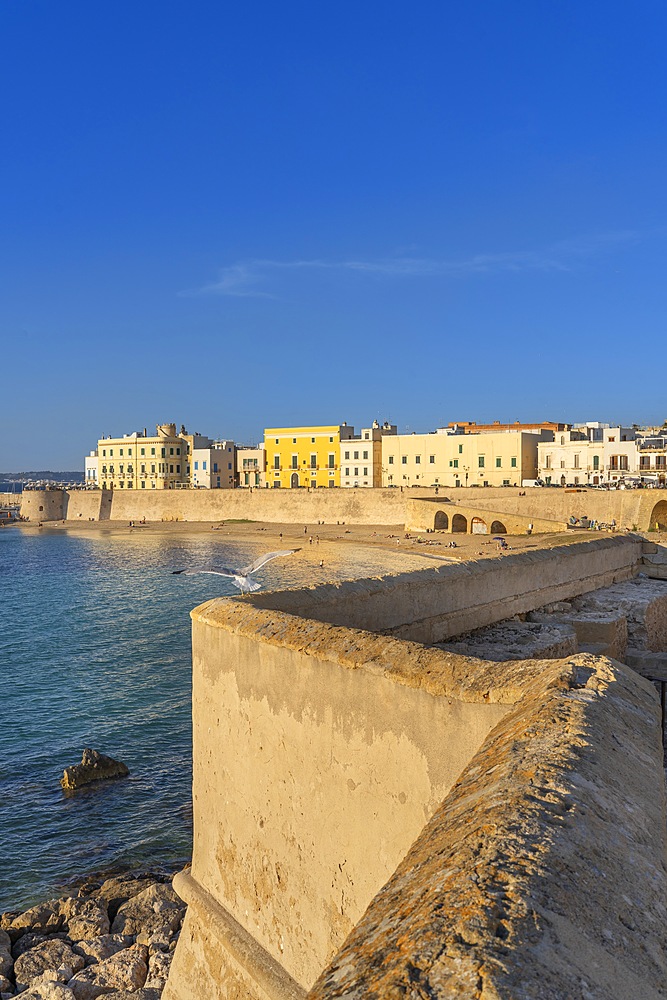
[0,526,434,912]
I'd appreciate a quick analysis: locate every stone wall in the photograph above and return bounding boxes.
[164,537,667,999]
[249,536,644,642]
[20,488,408,526]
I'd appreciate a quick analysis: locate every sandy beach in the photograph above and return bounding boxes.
[17,516,599,566]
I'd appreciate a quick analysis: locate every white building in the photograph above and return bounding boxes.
[340,421,397,488]
[190,439,236,489]
[84,451,99,486]
[538,425,640,486]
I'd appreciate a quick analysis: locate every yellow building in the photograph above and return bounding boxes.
[381,429,541,488]
[98,423,188,490]
[264,424,355,488]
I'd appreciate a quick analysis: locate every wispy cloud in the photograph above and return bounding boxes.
[195,230,639,297]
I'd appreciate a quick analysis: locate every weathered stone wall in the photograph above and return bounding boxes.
[164,601,517,997]
[308,655,667,1000]
[20,488,408,525]
[249,536,643,642]
[20,490,66,521]
[164,538,667,1000]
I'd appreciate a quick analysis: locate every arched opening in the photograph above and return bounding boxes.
[434,511,449,530]
[38,505,44,512]
[490,520,507,534]
[290,473,299,488]
[593,476,599,485]
[650,500,667,531]
[452,513,467,533]
[560,475,566,486]
[471,516,487,534]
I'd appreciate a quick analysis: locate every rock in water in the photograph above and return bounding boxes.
[61,749,129,791]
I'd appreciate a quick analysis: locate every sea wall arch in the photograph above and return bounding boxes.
[650,501,667,531]
[452,513,467,533]
[434,511,449,530]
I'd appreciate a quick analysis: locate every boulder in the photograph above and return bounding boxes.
[61,750,129,792]
[0,929,12,979]
[14,939,84,992]
[91,876,165,923]
[68,944,148,1000]
[111,884,184,938]
[13,932,70,960]
[144,948,172,990]
[7,900,65,941]
[73,934,133,966]
[97,991,160,1000]
[16,971,76,999]
[61,898,110,941]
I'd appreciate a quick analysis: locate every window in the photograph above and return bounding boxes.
[363,450,368,460]
[574,454,580,469]
[593,456,600,470]
[619,456,628,471]
[202,461,207,470]
[151,448,156,456]
[109,449,113,456]
[388,456,394,464]
[102,449,106,457]
[560,460,565,468]
[345,467,349,476]
[141,464,145,473]
[128,465,133,473]
[402,456,407,464]
[194,461,199,470]
[151,464,156,473]
[213,463,218,473]
[170,465,174,473]
[344,451,350,460]
[140,448,145,456]
[429,455,435,464]
[328,454,335,468]
[311,437,315,443]
[458,444,463,454]
[503,479,510,486]
[353,451,359,460]
[354,467,358,476]
[274,455,280,469]
[415,455,421,464]
[275,438,279,444]
[161,448,166,458]
[496,457,502,468]
[292,438,297,444]
[453,459,459,468]
[364,432,369,439]
[141,482,145,489]
[310,454,317,469]
[608,436,616,443]
[288,455,296,469]
[170,448,174,455]
[478,456,485,468]
[511,457,517,468]
[329,437,334,443]
[176,447,180,455]
[176,465,180,473]
[227,463,231,470]
[119,465,124,473]
[545,455,551,469]
[120,448,124,456]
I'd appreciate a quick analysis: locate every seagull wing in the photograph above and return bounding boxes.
[240,549,300,576]
[172,566,238,578]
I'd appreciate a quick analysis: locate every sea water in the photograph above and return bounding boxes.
[0,526,431,912]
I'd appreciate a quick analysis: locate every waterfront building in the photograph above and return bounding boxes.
[97,423,187,490]
[191,440,236,489]
[340,421,397,488]
[538,425,641,486]
[448,420,569,435]
[637,433,667,485]
[84,451,99,486]
[236,446,265,488]
[264,424,355,488]
[381,428,541,488]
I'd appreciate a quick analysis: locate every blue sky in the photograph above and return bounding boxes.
[3,0,667,468]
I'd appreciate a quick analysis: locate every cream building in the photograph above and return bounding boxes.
[98,423,187,490]
[340,421,397,488]
[190,440,236,489]
[381,429,541,488]
[236,446,265,488]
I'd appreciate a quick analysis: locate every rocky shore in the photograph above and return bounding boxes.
[0,871,187,999]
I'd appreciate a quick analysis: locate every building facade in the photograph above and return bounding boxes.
[97,424,187,490]
[264,424,355,488]
[538,426,640,486]
[381,429,540,488]
[340,421,397,488]
[236,446,265,488]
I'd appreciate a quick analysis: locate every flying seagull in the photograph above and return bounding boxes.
[172,549,299,592]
